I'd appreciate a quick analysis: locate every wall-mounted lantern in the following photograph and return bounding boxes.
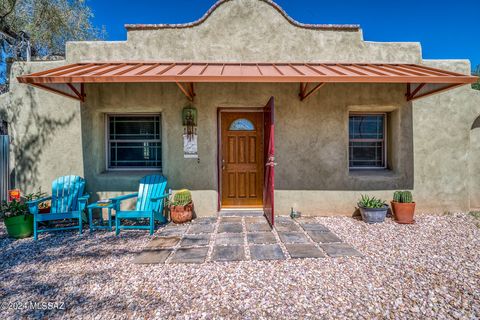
[182,106,198,159]
[182,106,197,127]
[182,106,197,140]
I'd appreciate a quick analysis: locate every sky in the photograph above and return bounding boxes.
[88,0,479,71]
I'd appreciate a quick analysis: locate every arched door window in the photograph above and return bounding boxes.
[229,118,255,131]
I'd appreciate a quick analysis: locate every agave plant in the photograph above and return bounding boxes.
[358,195,386,209]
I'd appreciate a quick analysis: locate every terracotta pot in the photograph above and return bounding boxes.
[170,203,194,224]
[391,201,415,224]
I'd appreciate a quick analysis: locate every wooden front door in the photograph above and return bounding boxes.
[221,111,264,208]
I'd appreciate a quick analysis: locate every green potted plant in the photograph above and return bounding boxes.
[169,189,194,224]
[0,199,34,239]
[357,194,389,224]
[391,191,415,224]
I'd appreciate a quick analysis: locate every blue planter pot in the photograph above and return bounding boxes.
[358,204,389,224]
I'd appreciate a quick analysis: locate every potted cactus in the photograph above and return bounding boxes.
[357,195,389,224]
[391,191,415,224]
[169,189,194,224]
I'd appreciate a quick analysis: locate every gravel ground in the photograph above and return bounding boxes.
[0,213,479,319]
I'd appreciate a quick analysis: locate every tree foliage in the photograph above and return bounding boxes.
[0,0,104,87]
[473,65,480,91]
[1,0,104,57]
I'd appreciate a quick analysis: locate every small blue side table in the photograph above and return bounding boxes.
[87,202,115,231]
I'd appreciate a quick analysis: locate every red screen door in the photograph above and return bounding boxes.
[263,97,275,226]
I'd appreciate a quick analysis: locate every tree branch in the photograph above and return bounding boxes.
[0,0,17,21]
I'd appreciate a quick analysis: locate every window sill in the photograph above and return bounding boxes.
[99,170,162,177]
[348,169,396,178]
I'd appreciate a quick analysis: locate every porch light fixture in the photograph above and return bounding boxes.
[182,106,197,141]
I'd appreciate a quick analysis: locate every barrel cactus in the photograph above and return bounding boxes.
[400,191,413,203]
[393,191,402,203]
[393,191,413,203]
[173,189,192,206]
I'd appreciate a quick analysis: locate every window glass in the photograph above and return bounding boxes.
[107,115,161,169]
[229,118,255,131]
[349,114,385,168]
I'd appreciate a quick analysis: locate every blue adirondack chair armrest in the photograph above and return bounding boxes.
[110,193,139,210]
[110,193,139,202]
[27,196,52,215]
[77,194,90,211]
[150,193,170,202]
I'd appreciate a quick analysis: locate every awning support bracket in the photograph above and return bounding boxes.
[176,82,195,101]
[66,83,85,102]
[29,83,85,102]
[299,82,326,101]
[406,83,465,101]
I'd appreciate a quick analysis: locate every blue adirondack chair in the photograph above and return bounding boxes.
[27,175,90,241]
[111,175,169,235]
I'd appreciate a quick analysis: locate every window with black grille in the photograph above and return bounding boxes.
[107,114,161,170]
[349,114,386,169]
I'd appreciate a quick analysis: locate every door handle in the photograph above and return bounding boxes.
[222,159,225,170]
[266,156,277,167]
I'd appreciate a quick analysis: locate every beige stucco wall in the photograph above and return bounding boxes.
[80,81,412,215]
[66,0,421,64]
[1,0,480,216]
[469,125,480,209]
[463,66,480,210]
[411,61,480,213]
[0,62,84,194]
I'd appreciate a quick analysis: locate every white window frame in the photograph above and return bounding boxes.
[105,113,162,171]
[348,112,387,170]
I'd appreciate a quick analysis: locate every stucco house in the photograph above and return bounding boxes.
[0,0,479,220]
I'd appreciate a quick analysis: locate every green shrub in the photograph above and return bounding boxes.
[473,81,480,91]
[473,66,480,90]
[0,199,28,219]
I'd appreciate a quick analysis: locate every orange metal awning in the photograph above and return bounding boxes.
[17,62,478,102]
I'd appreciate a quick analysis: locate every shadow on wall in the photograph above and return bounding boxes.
[471,116,480,130]
[5,64,76,190]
